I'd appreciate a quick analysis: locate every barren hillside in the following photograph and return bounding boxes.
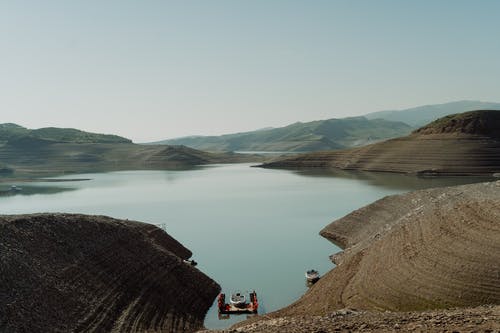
[204,181,500,333]
[261,110,500,176]
[275,181,500,316]
[0,214,220,333]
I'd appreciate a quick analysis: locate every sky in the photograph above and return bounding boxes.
[1,1,500,142]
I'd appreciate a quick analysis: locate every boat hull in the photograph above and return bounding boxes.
[218,291,258,314]
[305,270,320,282]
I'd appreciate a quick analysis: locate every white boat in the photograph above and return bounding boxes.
[305,269,320,282]
[9,185,22,192]
[229,292,247,308]
[183,259,198,266]
[218,291,259,314]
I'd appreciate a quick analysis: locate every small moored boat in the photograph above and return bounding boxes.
[183,259,198,266]
[218,290,258,314]
[229,292,246,308]
[305,269,320,283]
[9,185,22,192]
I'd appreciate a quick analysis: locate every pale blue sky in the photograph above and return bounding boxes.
[1,1,499,142]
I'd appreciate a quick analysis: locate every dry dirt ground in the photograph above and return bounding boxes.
[261,111,500,176]
[200,305,500,333]
[0,213,220,333]
[202,180,500,333]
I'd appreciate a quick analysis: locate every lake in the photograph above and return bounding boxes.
[0,164,490,328]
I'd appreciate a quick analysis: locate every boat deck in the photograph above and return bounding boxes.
[218,291,258,314]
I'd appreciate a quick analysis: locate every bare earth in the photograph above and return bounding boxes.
[261,110,500,176]
[0,214,220,333]
[202,180,500,332]
[201,305,500,332]
[261,133,500,175]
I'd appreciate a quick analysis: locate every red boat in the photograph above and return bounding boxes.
[218,291,258,314]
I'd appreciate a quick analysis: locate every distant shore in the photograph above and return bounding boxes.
[0,176,92,184]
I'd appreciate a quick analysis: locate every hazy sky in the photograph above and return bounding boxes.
[1,1,500,142]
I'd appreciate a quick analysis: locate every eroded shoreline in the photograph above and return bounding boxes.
[206,180,500,332]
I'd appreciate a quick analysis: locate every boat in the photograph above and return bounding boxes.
[218,290,258,314]
[230,292,246,307]
[183,259,198,266]
[305,269,320,283]
[9,185,22,192]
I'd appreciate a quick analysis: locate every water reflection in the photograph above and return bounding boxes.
[0,184,76,197]
[292,168,494,191]
[0,164,493,329]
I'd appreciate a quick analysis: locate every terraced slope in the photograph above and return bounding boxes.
[261,110,500,176]
[277,181,500,316]
[0,214,220,333]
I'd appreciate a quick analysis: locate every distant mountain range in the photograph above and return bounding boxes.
[153,117,412,152]
[3,100,498,177]
[154,100,500,152]
[364,100,500,127]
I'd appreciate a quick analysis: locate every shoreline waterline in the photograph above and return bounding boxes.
[0,164,491,329]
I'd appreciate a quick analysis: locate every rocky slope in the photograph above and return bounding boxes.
[273,181,500,317]
[206,305,500,332]
[311,181,500,313]
[261,110,500,176]
[204,180,500,332]
[0,213,220,332]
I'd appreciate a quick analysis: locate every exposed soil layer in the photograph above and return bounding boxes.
[0,213,220,333]
[201,305,500,332]
[261,110,500,175]
[286,181,500,315]
[414,110,500,138]
[203,181,500,333]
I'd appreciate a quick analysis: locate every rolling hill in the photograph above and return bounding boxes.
[227,181,500,332]
[153,117,412,152]
[364,100,500,127]
[0,124,259,178]
[0,123,132,144]
[260,110,500,176]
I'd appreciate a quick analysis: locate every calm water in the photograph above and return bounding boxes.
[0,164,490,328]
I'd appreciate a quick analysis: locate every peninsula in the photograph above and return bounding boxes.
[210,180,500,332]
[260,110,500,176]
[0,124,261,179]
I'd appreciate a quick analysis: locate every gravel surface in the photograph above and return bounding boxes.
[0,213,220,333]
[202,181,500,333]
[200,305,500,332]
